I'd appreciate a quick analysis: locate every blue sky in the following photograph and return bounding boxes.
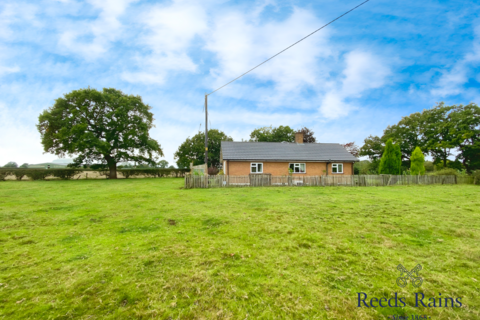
[1,0,479,166]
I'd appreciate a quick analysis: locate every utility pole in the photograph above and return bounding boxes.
[204,94,208,172]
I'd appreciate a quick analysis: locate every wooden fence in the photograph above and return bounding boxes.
[184,174,475,189]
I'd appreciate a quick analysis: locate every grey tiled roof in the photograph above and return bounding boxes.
[221,141,358,162]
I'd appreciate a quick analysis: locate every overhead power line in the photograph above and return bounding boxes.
[207,0,370,96]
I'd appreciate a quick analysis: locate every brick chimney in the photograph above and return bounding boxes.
[295,131,304,144]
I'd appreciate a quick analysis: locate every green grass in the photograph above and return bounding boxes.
[0,179,479,319]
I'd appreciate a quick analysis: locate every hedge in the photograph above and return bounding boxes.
[0,168,190,181]
[120,168,187,178]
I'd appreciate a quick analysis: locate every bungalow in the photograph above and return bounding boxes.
[220,132,358,176]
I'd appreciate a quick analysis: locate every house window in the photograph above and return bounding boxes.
[289,163,306,173]
[332,163,343,173]
[251,163,263,173]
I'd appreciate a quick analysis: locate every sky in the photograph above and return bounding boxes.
[0,0,479,167]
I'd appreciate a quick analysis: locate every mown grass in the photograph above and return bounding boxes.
[0,179,479,319]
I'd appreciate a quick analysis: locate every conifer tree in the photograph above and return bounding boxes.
[410,146,426,175]
[379,139,402,174]
[394,144,402,174]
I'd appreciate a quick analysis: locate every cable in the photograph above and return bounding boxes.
[207,0,370,96]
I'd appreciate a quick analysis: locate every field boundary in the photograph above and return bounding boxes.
[185,174,474,189]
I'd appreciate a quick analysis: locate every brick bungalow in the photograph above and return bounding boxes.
[220,132,358,176]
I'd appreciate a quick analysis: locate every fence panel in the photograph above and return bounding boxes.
[184,174,474,189]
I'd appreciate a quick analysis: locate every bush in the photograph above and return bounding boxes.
[0,168,190,181]
[119,168,189,179]
[13,169,28,181]
[472,171,480,185]
[51,169,83,180]
[90,164,108,170]
[208,167,219,175]
[429,168,459,176]
[410,147,426,175]
[0,169,12,181]
[25,170,51,180]
[424,161,434,172]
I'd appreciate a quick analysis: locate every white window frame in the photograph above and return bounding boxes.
[250,163,263,173]
[289,163,306,174]
[332,163,343,174]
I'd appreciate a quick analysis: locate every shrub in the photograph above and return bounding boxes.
[410,147,426,175]
[25,170,51,180]
[13,169,28,181]
[218,169,224,175]
[119,168,188,178]
[0,169,13,181]
[208,167,219,175]
[472,171,480,185]
[90,164,108,170]
[424,161,434,172]
[0,168,190,181]
[50,169,83,180]
[429,168,459,176]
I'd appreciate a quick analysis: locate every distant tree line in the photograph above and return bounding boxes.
[32,87,478,177]
[360,103,480,173]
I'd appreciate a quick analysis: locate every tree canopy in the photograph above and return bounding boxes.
[341,142,360,157]
[359,135,384,160]
[157,160,169,169]
[360,103,480,173]
[449,103,480,173]
[37,88,163,179]
[249,125,317,143]
[298,127,316,143]
[3,162,18,168]
[174,129,233,169]
[250,125,295,142]
[420,103,455,167]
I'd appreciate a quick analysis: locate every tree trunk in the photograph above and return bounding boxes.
[105,155,117,179]
[109,162,117,179]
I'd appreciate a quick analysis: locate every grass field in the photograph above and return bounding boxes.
[0,179,479,319]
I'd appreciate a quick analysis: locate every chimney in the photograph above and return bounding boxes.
[295,131,304,144]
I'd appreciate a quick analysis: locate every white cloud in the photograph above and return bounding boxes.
[122,0,207,84]
[57,0,137,60]
[0,65,20,75]
[431,24,480,97]
[319,50,391,119]
[205,7,332,103]
[0,3,38,40]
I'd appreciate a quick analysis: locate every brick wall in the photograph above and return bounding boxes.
[226,161,353,176]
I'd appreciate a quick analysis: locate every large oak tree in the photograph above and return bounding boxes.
[450,103,480,173]
[37,88,164,179]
